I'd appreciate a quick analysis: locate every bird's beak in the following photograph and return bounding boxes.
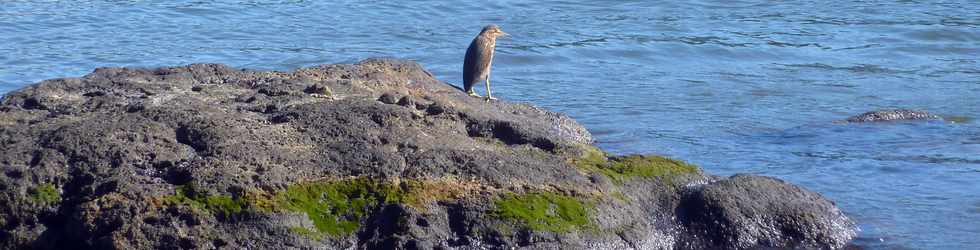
[500,31,510,37]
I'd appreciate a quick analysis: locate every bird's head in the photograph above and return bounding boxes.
[481,24,509,39]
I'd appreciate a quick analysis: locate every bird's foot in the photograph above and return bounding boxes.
[467,91,482,98]
[484,96,497,102]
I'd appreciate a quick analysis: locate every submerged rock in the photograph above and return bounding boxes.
[0,58,855,249]
[841,109,941,123]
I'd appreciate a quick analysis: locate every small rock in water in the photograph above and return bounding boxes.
[842,109,941,123]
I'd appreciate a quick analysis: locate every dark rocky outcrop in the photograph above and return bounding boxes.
[840,109,941,123]
[0,58,855,249]
[677,175,855,249]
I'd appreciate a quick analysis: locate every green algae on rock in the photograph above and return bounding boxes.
[163,185,249,219]
[573,146,700,185]
[493,192,593,233]
[277,178,408,237]
[161,177,485,239]
[29,183,61,205]
[275,177,489,238]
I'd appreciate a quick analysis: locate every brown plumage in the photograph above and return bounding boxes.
[463,25,508,101]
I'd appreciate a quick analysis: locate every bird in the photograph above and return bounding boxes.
[463,24,508,102]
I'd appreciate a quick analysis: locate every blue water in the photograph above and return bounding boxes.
[2,1,978,248]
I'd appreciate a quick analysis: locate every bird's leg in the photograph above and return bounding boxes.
[485,76,497,102]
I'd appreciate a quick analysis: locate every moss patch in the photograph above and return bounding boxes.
[573,146,699,185]
[163,185,248,219]
[29,183,61,205]
[273,177,479,238]
[276,178,408,236]
[161,177,488,239]
[493,192,593,233]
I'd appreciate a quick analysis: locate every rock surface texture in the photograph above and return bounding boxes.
[0,59,856,249]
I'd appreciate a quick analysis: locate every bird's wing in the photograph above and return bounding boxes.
[463,37,487,90]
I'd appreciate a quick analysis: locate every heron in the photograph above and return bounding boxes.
[463,24,508,102]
